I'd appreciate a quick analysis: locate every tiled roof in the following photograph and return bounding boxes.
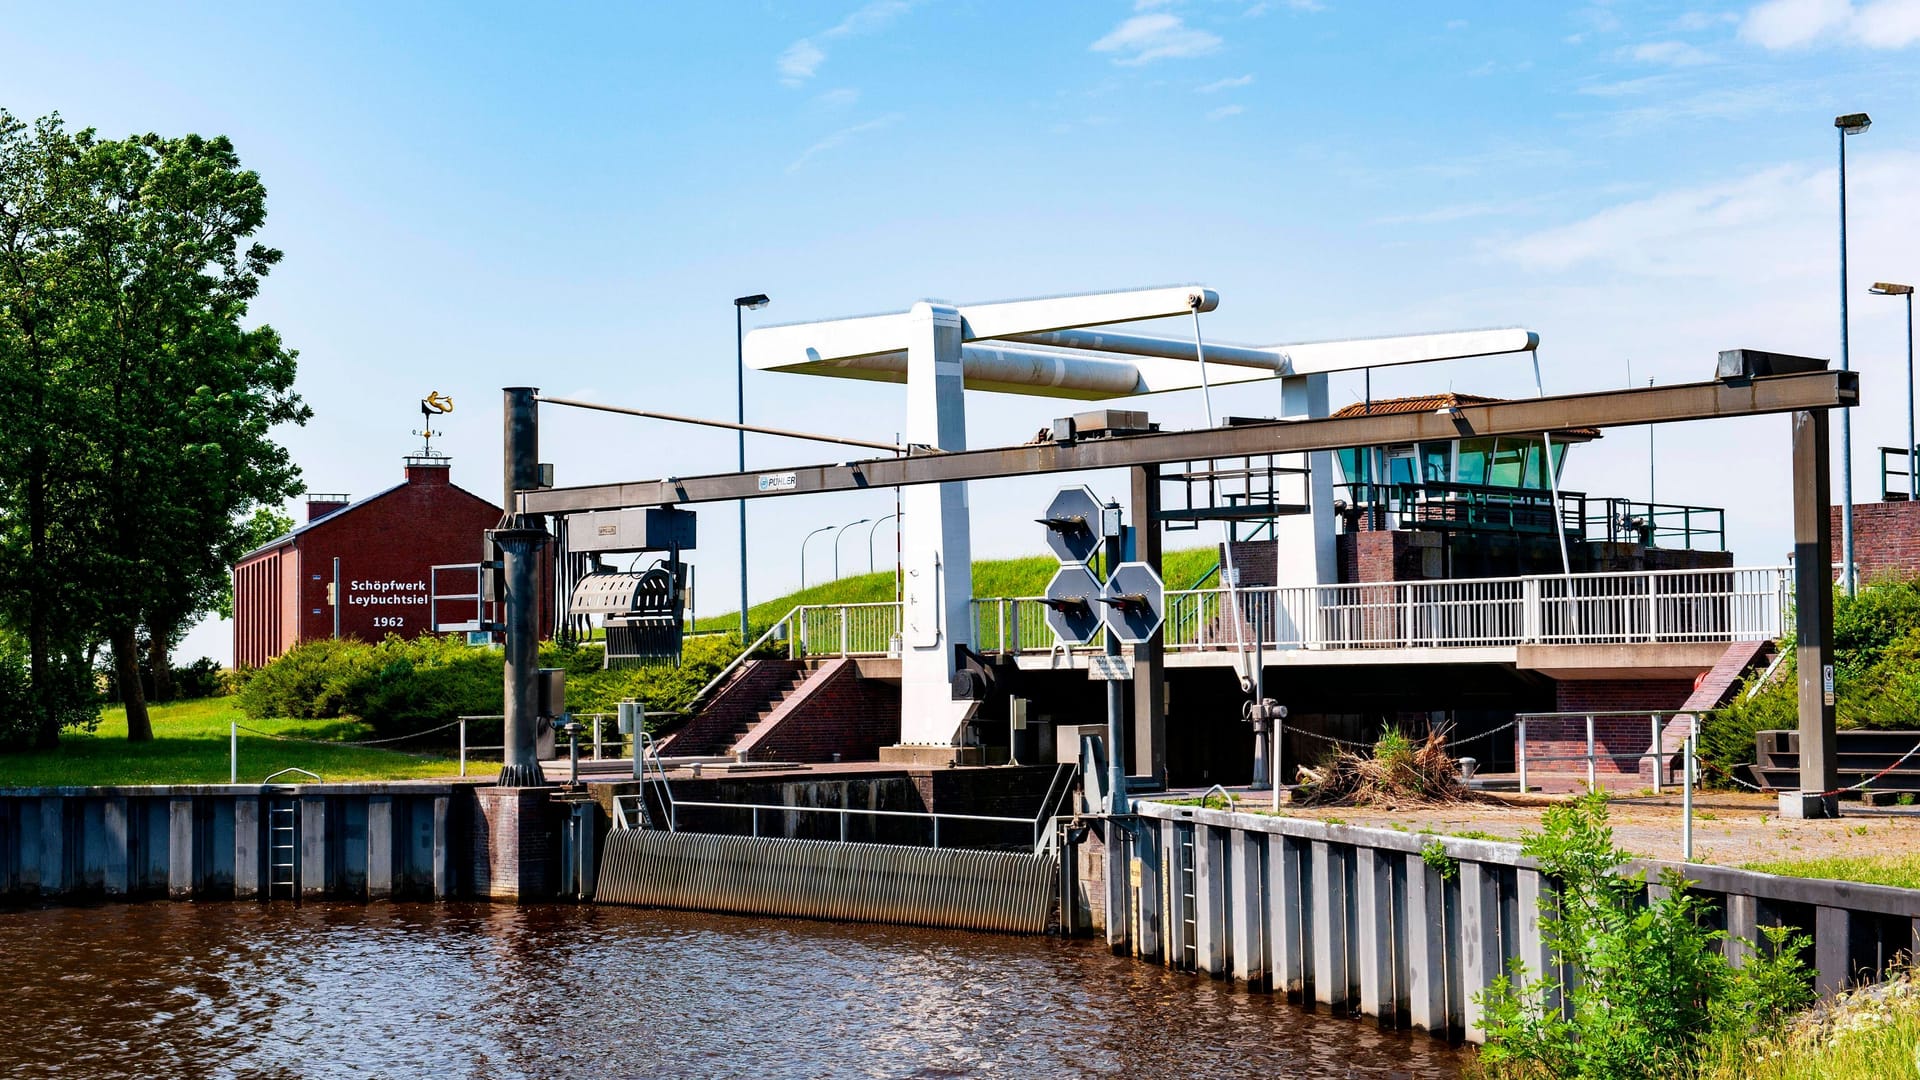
[1330,393,1600,439]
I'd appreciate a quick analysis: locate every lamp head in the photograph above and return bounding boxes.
[1870,282,1915,296]
[1836,112,1871,135]
[734,293,771,310]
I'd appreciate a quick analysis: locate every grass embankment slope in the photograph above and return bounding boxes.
[692,547,1222,634]
[0,697,492,788]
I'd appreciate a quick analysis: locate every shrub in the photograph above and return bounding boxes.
[1474,793,1811,1080]
[235,631,747,738]
[0,627,100,747]
[171,657,227,700]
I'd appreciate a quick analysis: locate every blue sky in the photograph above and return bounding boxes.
[5,0,1920,665]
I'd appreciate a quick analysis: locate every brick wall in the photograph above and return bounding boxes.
[1831,501,1920,582]
[468,787,559,901]
[1525,679,1694,777]
[735,658,900,764]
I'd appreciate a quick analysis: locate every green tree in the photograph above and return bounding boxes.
[0,111,104,748]
[0,109,307,743]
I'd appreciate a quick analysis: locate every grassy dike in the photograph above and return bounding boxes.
[691,547,1223,636]
[0,697,491,787]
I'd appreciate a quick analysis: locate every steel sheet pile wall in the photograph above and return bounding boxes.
[596,829,1056,934]
[1119,803,1920,1044]
[0,786,458,903]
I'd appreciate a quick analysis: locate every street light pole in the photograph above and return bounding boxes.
[1874,282,1918,500]
[733,294,770,641]
[1837,113,1871,595]
[833,518,873,581]
[799,524,833,590]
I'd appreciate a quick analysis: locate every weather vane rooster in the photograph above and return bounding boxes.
[414,391,454,456]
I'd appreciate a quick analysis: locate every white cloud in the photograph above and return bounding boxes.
[1197,74,1255,92]
[1090,13,1223,65]
[778,40,826,83]
[1740,0,1920,49]
[1629,40,1719,64]
[787,114,900,173]
[1206,104,1245,121]
[816,87,861,108]
[778,1,913,85]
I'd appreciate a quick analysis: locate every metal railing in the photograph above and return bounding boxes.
[615,762,1078,856]
[967,565,1790,656]
[1514,709,1699,790]
[687,602,903,714]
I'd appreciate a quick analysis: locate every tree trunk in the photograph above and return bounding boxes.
[114,625,153,741]
[147,630,173,703]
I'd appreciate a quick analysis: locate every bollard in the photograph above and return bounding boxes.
[458,717,467,778]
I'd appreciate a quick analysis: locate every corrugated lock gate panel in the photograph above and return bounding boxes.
[595,830,1056,934]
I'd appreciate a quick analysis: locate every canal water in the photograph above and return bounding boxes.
[0,903,1468,1079]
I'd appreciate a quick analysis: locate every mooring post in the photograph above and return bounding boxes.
[1787,408,1840,818]
[495,386,550,788]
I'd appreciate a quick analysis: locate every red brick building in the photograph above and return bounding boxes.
[232,457,505,668]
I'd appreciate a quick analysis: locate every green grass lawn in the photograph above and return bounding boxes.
[0,697,496,788]
[1742,853,1920,891]
[692,546,1222,635]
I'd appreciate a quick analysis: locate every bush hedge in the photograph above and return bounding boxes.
[235,632,744,737]
[1700,576,1920,786]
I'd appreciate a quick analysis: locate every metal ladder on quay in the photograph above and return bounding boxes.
[1179,826,1198,971]
[267,792,299,901]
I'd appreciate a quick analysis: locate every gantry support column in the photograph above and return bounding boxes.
[1785,408,1839,818]
[886,302,980,759]
[1130,464,1166,787]
[496,386,550,788]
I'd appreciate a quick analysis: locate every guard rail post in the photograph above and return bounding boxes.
[1683,727,1696,862]
[1585,714,1597,790]
[1651,713,1664,795]
[230,721,238,785]
[459,717,467,778]
[1517,716,1528,794]
[593,715,603,761]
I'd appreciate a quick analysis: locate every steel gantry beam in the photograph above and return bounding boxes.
[520,369,1857,516]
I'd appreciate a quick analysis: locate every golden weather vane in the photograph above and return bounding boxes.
[413,391,454,455]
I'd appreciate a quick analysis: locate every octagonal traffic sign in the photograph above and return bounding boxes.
[1098,561,1165,645]
[1039,486,1105,565]
[1042,564,1103,645]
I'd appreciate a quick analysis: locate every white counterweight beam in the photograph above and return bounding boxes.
[744,285,1217,374]
[1007,326,1539,376]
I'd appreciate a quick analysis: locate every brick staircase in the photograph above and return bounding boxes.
[1639,639,1777,785]
[660,658,807,758]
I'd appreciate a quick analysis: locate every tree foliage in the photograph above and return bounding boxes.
[0,108,306,746]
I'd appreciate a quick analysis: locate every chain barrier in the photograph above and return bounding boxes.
[1283,717,1520,752]
[1697,740,1920,798]
[234,716,467,748]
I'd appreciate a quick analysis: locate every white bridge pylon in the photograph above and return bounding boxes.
[743,286,1538,752]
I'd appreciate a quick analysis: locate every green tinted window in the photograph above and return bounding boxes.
[1456,438,1494,484]
[1420,441,1451,482]
[1489,439,1527,487]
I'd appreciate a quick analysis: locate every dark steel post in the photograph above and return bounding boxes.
[497,387,549,788]
[331,557,341,639]
[1130,465,1166,788]
[1788,409,1839,818]
[1103,524,1129,816]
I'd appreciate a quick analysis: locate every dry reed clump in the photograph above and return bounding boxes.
[1291,727,1474,807]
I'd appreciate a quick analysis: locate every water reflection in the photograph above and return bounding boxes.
[0,903,1467,1079]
